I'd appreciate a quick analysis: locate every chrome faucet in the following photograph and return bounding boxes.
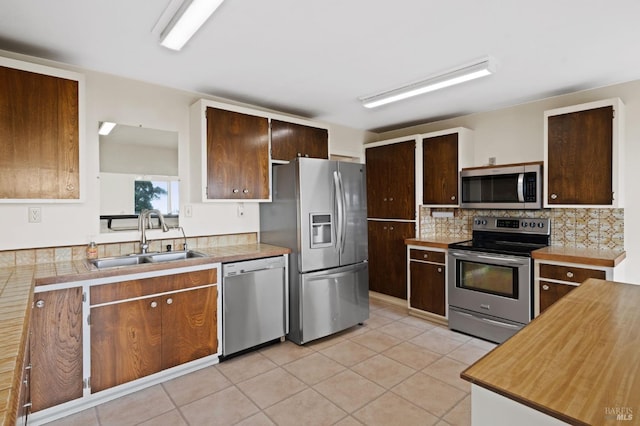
[138,209,170,254]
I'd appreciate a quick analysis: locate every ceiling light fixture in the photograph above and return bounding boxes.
[98,121,116,136]
[359,57,495,109]
[160,0,225,51]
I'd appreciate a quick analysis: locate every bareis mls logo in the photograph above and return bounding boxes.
[604,407,633,421]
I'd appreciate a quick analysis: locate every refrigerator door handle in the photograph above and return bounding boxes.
[338,171,347,252]
[333,170,344,252]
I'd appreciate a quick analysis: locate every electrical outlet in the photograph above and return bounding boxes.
[237,203,245,218]
[28,207,41,223]
[184,204,193,217]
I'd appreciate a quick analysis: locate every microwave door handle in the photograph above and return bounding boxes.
[517,173,525,202]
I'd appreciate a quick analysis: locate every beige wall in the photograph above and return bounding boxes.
[376,80,640,283]
[0,50,376,251]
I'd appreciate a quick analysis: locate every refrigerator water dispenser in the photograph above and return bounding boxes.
[310,213,333,248]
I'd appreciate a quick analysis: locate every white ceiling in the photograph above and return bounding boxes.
[2,1,640,132]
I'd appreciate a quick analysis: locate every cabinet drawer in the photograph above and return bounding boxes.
[91,269,217,305]
[539,263,605,283]
[410,249,445,264]
[539,280,577,313]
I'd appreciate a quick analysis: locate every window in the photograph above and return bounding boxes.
[134,179,179,215]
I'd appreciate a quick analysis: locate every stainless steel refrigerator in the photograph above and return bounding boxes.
[260,158,369,345]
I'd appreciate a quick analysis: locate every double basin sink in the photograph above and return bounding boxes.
[90,250,207,269]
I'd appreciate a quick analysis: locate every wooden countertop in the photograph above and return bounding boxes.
[532,246,626,267]
[0,243,290,425]
[462,278,640,426]
[405,236,470,249]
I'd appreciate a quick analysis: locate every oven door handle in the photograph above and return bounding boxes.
[476,255,526,263]
[456,311,521,329]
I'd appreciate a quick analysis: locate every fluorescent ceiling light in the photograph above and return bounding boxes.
[360,58,495,109]
[98,121,116,136]
[160,0,225,51]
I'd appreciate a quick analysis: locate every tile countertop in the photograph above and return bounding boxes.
[408,236,626,268]
[461,278,640,425]
[405,236,471,249]
[0,243,290,425]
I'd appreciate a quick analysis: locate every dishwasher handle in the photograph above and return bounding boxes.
[223,256,286,277]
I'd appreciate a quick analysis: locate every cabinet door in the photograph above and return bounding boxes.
[366,141,415,219]
[547,106,613,205]
[162,286,217,369]
[423,133,458,205]
[30,288,83,411]
[368,221,414,300]
[271,120,328,161]
[206,107,269,199]
[539,280,576,313]
[410,261,446,316]
[91,298,162,392]
[0,65,79,199]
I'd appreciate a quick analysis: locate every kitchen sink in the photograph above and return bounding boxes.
[90,250,207,269]
[144,250,207,263]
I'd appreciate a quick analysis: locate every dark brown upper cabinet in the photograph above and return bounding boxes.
[365,139,416,220]
[0,59,83,200]
[544,98,624,208]
[271,120,328,161]
[421,128,473,206]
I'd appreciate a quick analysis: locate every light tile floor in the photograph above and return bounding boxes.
[45,299,496,426]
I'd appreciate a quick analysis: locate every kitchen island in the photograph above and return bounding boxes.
[462,278,640,425]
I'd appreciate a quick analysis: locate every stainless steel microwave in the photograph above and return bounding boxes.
[460,162,542,209]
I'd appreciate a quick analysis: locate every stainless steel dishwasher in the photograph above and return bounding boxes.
[222,256,288,356]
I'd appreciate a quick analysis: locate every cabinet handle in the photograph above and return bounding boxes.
[166,298,173,305]
[35,300,44,309]
[297,152,301,157]
[550,193,558,200]
[232,189,239,193]
[389,226,394,231]
[389,197,394,201]
[243,189,249,194]
[150,301,158,308]
[437,267,442,273]
[542,284,550,291]
[383,198,387,201]
[566,271,574,278]
[383,226,387,230]
[423,254,428,259]
[304,154,309,158]
[451,195,456,200]
[23,402,32,409]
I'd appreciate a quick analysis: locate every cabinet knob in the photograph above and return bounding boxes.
[297,152,301,157]
[150,301,158,308]
[542,284,550,291]
[550,193,558,200]
[389,226,394,231]
[383,198,387,201]
[437,267,442,273]
[389,197,394,201]
[232,189,239,193]
[304,154,309,158]
[566,271,574,278]
[66,184,75,191]
[166,298,173,305]
[423,254,428,259]
[451,195,456,200]
[243,189,249,194]
[35,300,45,309]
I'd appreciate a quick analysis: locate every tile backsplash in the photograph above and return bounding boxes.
[0,232,258,268]
[420,207,624,251]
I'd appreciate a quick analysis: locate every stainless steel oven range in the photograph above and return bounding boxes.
[448,216,550,343]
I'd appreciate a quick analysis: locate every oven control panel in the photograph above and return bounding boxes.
[472,216,550,235]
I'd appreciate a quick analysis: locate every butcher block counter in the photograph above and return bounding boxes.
[462,278,640,425]
[0,243,290,426]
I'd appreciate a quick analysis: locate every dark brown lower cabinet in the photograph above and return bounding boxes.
[91,286,217,392]
[30,287,83,412]
[539,280,576,313]
[368,220,415,300]
[410,261,446,316]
